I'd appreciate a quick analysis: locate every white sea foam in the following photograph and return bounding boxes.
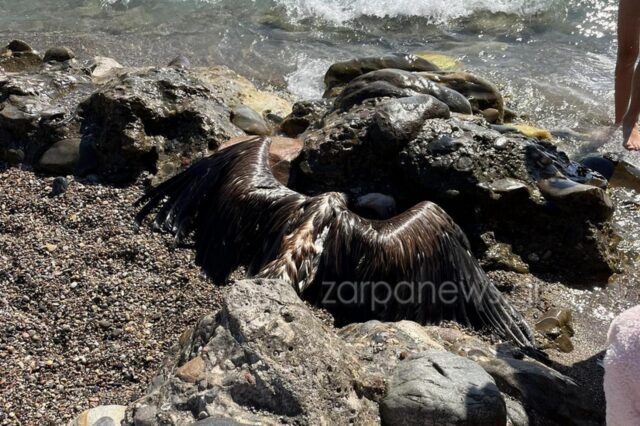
[285,56,333,100]
[272,0,557,24]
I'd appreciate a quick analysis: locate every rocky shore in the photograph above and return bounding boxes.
[1,39,639,425]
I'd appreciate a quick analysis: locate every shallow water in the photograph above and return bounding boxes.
[0,0,622,134]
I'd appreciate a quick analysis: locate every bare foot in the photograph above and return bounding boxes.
[622,122,640,151]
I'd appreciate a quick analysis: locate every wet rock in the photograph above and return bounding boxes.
[370,95,450,152]
[168,55,191,69]
[293,102,618,279]
[79,67,243,182]
[419,71,504,122]
[7,40,33,53]
[478,357,601,425]
[336,69,472,114]
[280,100,331,137]
[194,65,292,118]
[124,279,379,425]
[483,242,529,274]
[335,79,420,111]
[38,139,81,174]
[380,351,507,426]
[69,405,126,426]
[535,308,575,353]
[324,53,440,94]
[87,56,123,80]
[537,177,614,223]
[231,105,270,135]
[44,46,75,63]
[0,66,94,164]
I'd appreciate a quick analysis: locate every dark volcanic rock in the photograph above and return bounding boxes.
[336,69,472,114]
[79,67,243,182]
[124,279,379,425]
[324,53,440,95]
[370,95,450,152]
[280,99,332,137]
[380,351,507,426]
[292,97,618,279]
[419,71,505,122]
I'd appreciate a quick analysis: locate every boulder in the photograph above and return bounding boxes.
[335,69,472,114]
[79,67,243,182]
[324,53,440,94]
[478,357,601,425]
[0,66,94,164]
[38,138,81,174]
[339,320,445,377]
[380,351,507,426]
[124,279,379,425]
[292,95,618,279]
[419,71,504,122]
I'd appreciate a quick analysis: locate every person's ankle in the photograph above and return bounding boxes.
[622,115,638,131]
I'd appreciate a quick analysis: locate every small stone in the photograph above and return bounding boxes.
[43,46,75,62]
[51,176,69,196]
[176,356,206,383]
[231,105,271,136]
[45,244,58,252]
[4,148,25,165]
[88,56,123,79]
[168,55,191,69]
[7,40,33,53]
[482,108,501,123]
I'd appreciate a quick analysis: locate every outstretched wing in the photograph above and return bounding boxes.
[136,137,307,283]
[136,136,535,348]
[303,197,536,348]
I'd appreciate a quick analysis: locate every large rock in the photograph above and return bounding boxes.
[291,90,618,279]
[124,279,379,425]
[380,351,507,426]
[79,67,244,182]
[478,357,601,426]
[0,66,94,165]
[324,54,440,95]
[194,65,292,118]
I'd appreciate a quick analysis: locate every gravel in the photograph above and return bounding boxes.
[0,168,223,425]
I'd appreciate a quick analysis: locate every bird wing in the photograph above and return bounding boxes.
[136,136,535,348]
[135,137,308,283]
[303,197,536,348]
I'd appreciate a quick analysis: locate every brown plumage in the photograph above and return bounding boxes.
[136,136,537,349]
